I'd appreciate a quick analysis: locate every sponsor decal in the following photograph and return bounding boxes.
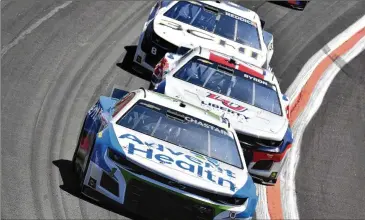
[118,133,237,192]
[201,93,250,121]
[98,131,103,138]
[206,93,247,112]
[243,73,268,86]
[184,116,229,136]
[225,12,256,27]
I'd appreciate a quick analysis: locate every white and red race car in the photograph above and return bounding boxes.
[150,47,294,185]
[132,1,274,74]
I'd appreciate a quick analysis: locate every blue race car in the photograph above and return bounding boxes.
[71,88,258,220]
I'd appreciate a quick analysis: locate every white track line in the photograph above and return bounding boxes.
[254,14,365,220]
[281,36,365,220]
[255,185,270,219]
[280,17,365,219]
[286,15,365,101]
[1,1,72,58]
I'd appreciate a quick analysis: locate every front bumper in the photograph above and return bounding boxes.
[243,148,288,185]
[82,150,255,220]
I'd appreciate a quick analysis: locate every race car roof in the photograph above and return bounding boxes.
[135,89,231,130]
[197,47,278,85]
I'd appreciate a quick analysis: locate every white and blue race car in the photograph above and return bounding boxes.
[71,88,258,220]
[150,47,294,185]
[132,1,274,73]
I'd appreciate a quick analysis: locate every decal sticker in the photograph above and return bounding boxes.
[225,12,256,27]
[201,93,251,121]
[184,116,229,136]
[118,133,237,191]
[98,131,103,138]
[243,73,268,85]
[206,93,247,112]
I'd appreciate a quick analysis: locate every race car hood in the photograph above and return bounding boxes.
[164,76,288,141]
[111,123,250,197]
[152,13,266,67]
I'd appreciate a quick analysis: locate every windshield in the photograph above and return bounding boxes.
[116,100,243,168]
[173,56,282,115]
[164,1,261,50]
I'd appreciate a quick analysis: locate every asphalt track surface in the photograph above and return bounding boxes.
[1,0,364,219]
[296,50,365,219]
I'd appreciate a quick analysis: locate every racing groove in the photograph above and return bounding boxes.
[296,50,365,219]
[1,0,364,219]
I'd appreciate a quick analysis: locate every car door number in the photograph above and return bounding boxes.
[151,47,157,55]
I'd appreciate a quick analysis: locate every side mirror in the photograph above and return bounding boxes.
[282,94,289,102]
[260,19,265,29]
